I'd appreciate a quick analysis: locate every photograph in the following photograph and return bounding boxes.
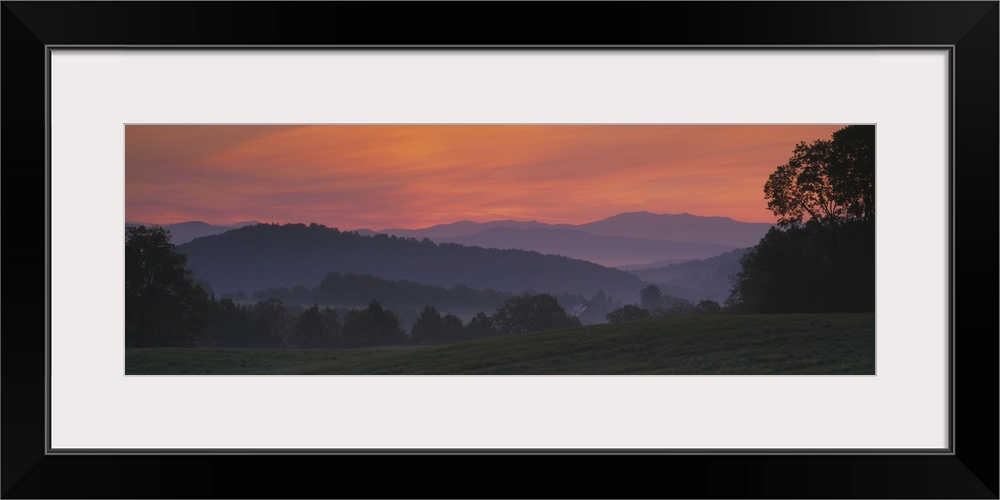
[124,124,876,375]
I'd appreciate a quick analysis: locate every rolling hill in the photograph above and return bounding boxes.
[439,227,734,268]
[628,248,749,303]
[176,223,644,301]
[576,211,771,247]
[126,220,261,244]
[125,313,876,375]
[367,211,769,268]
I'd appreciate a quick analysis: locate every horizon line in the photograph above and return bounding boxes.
[125,210,778,230]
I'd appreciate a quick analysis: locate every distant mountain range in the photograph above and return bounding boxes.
[133,212,769,305]
[438,227,734,268]
[132,212,770,268]
[126,220,262,244]
[369,212,770,268]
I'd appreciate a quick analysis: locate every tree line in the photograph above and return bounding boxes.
[249,272,510,314]
[125,224,585,348]
[604,284,722,323]
[202,293,583,348]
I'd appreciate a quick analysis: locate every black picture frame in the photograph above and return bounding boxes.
[3,2,997,498]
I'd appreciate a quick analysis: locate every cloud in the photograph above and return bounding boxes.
[125,124,845,227]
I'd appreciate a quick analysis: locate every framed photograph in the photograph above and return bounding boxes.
[4,2,996,498]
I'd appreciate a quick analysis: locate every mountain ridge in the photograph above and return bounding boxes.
[439,226,735,268]
[127,220,262,245]
[133,213,769,291]
[175,223,645,303]
[372,211,770,248]
[628,247,750,303]
[360,212,769,267]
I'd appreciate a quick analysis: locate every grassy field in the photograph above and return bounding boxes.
[125,313,875,375]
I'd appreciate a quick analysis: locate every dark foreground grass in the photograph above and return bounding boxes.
[125,313,875,375]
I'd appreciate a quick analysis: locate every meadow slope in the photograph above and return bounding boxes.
[125,313,875,375]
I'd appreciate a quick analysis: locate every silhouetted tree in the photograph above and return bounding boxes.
[639,284,664,309]
[492,293,581,335]
[342,309,376,347]
[292,304,340,348]
[440,314,465,343]
[730,126,876,313]
[764,125,875,228]
[320,307,342,347]
[202,297,250,347]
[411,305,445,344]
[125,225,209,347]
[465,312,498,339]
[695,299,722,314]
[411,305,472,344]
[606,304,651,323]
[342,300,406,347]
[729,221,875,313]
[249,298,288,347]
[292,304,324,347]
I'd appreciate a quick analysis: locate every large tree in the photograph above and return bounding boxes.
[606,304,650,323]
[410,305,465,344]
[492,293,581,335]
[125,225,210,347]
[342,300,406,347]
[411,305,448,344]
[764,125,875,228]
[465,312,498,339]
[639,284,663,309]
[729,126,876,313]
[292,304,340,348]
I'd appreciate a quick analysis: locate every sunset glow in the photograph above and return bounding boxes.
[125,124,845,229]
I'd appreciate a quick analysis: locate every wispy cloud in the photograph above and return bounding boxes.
[125,124,845,228]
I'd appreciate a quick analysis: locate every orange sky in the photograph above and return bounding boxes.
[125,124,845,229]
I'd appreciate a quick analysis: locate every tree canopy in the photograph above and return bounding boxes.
[342,299,406,347]
[493,293,581,335]
[125,225,210,346]
[639,284,663,309]
[606,304,651,323]
[763,125,875,228]
[410,305,464,344]
[729,126,876,313]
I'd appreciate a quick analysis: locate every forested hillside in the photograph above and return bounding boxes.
[177,223,644,301]
[629,248,749,303]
